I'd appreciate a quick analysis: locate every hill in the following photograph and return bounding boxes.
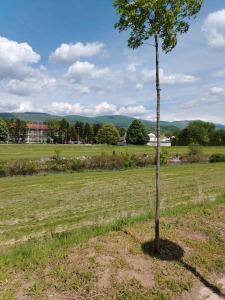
[0,112,224,131]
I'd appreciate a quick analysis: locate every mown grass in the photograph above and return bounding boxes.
[0,195,225,299]
[0,144,225,161]
[0,163,225,247]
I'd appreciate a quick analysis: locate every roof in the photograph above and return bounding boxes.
[26,123,48,130]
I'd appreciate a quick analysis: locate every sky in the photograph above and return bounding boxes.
[0,0,224,123]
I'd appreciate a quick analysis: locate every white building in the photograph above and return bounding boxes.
[147,133,172,147]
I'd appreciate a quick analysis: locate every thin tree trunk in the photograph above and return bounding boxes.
[154,34,161,253]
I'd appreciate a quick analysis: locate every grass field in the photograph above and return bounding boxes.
[1,195,225,299]
[0,144,225,161]
[0,163,225,249]
[0,145,225,299]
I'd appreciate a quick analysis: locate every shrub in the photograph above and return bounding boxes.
[53,148,62,160]
[188,143,203,155]
[154,148,168,165]
[209,153,225,163]
[4,160,36,176]
[46,159,72,172]
[0,161,5,176]
[185,143,206,163]
[71,159,86,171]
[87,154,125,170]
[131,153,153,167]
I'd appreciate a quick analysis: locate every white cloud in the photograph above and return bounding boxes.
[65,61,111,81]
[203,9,225,51]
[50,102,92,115]
[50,42,105,64]
[7,75,57,96]
[127,63,137,73]
[0,36,40,79]
[95,102,117,115]
[48,101,153,119]
[118,105,146,115]
[0,99,37,113]
[16,101,35,112]
[136,83,143,90]
[211,86,225,96]
[142,68,199,84]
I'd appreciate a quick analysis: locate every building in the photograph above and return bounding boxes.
[147,133,172,147]
[26,123,48,143]
[117,134,127,146]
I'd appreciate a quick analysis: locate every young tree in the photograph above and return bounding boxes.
[0,119,9,142]
[96,123,120,145]
[114,0,203,252]
[127,119,149,145]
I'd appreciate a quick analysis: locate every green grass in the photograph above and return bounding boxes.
[0,144,225,161]
[0,163,224,248]
[0,195,225,299]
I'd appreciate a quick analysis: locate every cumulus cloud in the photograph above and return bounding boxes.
[94,102,117,115]
[203,9,225,51]
[50,42,105,64]
[46,101,153,119]
[0,99,37,113]
[141,68,199,84]
[65,61,111,82]
[0,36,40,79]
[7,74,57,96]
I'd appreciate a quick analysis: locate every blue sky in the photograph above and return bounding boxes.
[0,0,224,123]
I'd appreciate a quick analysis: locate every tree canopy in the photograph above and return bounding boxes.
[0,119,8,142]
[114,0,203,52]
[96,124,120,145]
[126,119,149,145]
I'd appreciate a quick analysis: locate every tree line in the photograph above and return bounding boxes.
[172,121,225,146]
[0,118,126,144]
[0,117,224,146]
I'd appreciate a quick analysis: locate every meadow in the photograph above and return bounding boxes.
[0,144,225,299]
[1,163,225,249]
[0,144,225,161]
[0,164,224,298]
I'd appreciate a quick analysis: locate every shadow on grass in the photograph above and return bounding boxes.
[142,239,225,299]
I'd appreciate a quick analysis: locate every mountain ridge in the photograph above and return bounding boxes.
[0,112,224,130]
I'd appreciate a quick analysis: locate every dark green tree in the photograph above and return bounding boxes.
[47,119,60,143]
[188,121,215,145]
[126,119,148,145]
[210,129,225,146]
[59,118,70,144]
[114,0,203,252]
[96,123,120,145]
[12,119,27,143]
[178,121,216,146]
[84,123,94,143]
[117,126,127,137]
[0,119,9,142]
[93,123,102,143]
[70,124,78,142]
